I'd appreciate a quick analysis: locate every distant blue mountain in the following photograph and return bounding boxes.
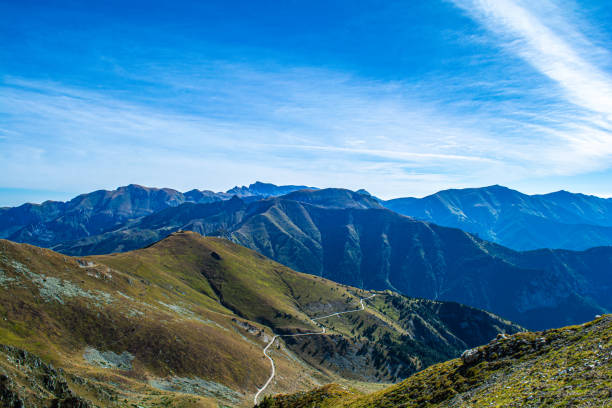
[384,185,612,251]
[226,181,315,197]
[0,182,312,247]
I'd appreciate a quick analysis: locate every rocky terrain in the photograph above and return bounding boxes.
[257,314,612,407]
[0,344,94,408]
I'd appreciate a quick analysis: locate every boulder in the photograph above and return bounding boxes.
[461,348,482,365]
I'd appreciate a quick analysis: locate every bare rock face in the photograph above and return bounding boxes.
[0,374,24,408]
[460,330,558,368]
[0,345,93,408]
[461,348,482,365]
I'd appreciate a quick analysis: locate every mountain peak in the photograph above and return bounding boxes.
[124,183,147,189]
[249,181,276,189]
[483,184,511,191]
[226,182,316,197]
[384,184,612,251]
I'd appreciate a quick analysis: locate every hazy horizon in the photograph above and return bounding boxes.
[2,181,612,208]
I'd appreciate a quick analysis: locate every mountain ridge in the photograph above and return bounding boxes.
[383,184,612,250]
[7,182,612,252]
[0,182,314,248]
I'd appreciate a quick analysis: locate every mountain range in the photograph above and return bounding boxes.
[2,183,612,330]
[0,182,313,248]
[12,187,605,331]
[6,183,612,253]
[384,185,612,251]
[0,232,519,407]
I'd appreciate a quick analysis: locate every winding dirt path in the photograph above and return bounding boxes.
[253,294,376,405]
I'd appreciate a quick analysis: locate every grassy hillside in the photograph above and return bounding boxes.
[0,234,269,407]
[257,315,612,407]
[0,232,520,406]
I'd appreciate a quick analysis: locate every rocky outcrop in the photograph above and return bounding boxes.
[0,345,94,408]
[460,348,481,365]
[0,374,24,408]
[461,331,553,367]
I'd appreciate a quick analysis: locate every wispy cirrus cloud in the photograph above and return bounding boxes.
[0,69,524,200]
[451,0,612,163]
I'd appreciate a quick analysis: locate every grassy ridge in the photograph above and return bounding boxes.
[0,236,273,406]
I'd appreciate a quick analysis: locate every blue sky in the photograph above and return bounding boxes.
[1,0,612,206]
